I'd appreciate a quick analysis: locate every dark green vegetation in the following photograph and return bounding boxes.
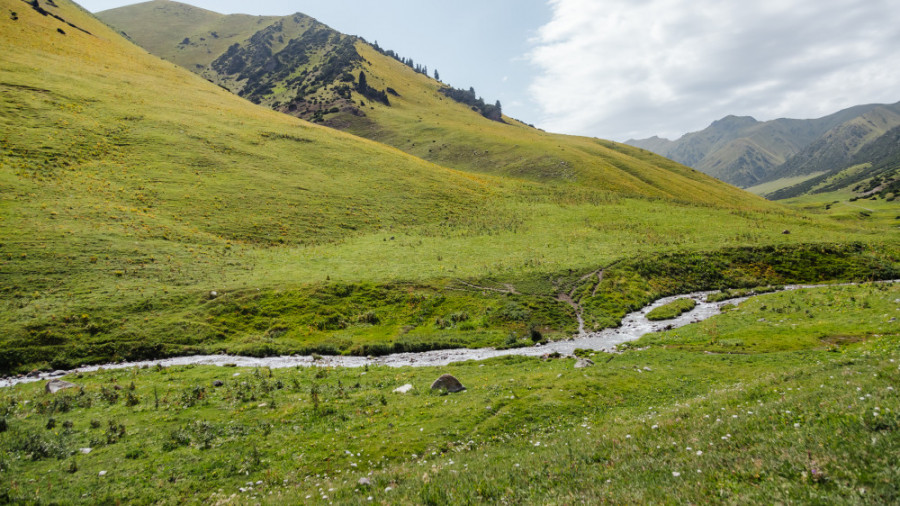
[646,298,696,321]
[1,283,898,503]
[706,285,779,303]
[627,102,900,191]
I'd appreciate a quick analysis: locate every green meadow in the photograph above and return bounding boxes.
[1,283,897,503]
[1,1,899,503]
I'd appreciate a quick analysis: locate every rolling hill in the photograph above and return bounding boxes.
[627,103,900,189]
[96,0,766,205]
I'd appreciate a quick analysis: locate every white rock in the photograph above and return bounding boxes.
[393,384,413,394]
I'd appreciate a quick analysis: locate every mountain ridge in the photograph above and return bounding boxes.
[627,103,899,188]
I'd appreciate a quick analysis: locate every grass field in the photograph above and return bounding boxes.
[1,282,897,503]
[745,172,827,195]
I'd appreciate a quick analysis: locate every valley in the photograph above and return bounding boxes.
[0,0,898,503]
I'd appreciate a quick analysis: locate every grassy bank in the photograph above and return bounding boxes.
[0,282,897,503]
[2,242,897,375]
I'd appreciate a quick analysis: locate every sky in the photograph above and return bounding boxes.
[79,0,900,142]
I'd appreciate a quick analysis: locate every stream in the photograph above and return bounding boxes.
[2,281,893,388]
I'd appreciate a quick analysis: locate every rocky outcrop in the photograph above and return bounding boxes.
[430,374,466,393]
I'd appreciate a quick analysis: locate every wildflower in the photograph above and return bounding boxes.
[794,423,800,428]
[625,435,631,439]
[696,450,703,456]
[672,471,681,477]
[651,425,659,429]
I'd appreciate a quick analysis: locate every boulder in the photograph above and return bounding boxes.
[45,379,78,394]
[574,358,595,369]
[212,380,224,387]
[430,374,466,393]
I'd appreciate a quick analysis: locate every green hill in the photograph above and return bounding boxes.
[97,1,766,205]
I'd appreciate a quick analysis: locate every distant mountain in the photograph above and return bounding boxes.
[765,104,900,182]
[627,103,900,188]
[768,123,900,200]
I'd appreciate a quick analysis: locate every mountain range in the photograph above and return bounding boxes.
[627,102,900,195]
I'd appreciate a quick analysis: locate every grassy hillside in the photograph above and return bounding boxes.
[97,1,770,206]
[1,0,898,375]
[769,124,900,201]
[2,2,900,503]
[769,104,900,183]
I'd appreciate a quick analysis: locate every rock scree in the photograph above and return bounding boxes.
[430,374,466,392]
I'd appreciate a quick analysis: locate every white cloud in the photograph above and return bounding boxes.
[528,0,900,140]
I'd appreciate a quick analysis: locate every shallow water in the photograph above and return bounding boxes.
[2,281,892,388]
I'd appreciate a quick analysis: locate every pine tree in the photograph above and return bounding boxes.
[357,71,368,92]
[434,69,440,81]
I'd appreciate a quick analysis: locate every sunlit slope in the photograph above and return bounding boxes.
[0,0,501,292]
[95,1,770,208]
[342,43,767,207]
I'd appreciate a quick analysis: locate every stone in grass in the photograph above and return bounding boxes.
[574,358,594,369]
[430,374,466,393]
[212,380,224,387]
[45,379,78,394]
[393,384,413,394]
